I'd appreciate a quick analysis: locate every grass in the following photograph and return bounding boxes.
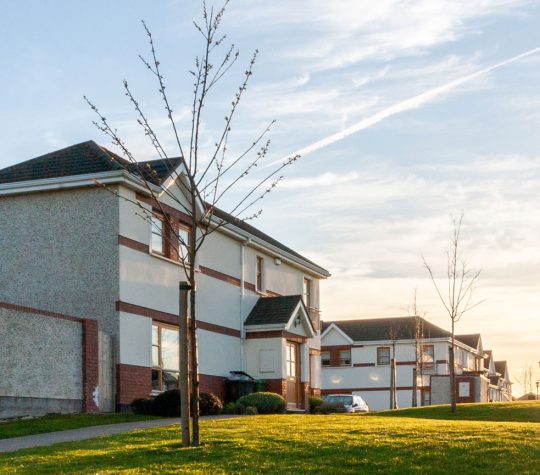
[0,413,157,440]
[374,400,540,423]
[0,402,538,474]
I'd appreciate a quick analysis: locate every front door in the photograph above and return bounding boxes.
[286,341,300,407]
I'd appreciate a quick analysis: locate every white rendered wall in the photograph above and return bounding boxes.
[244,337,283,379]
[119,312,152,367]
[197,330,241,376]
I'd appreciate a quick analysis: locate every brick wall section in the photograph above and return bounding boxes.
[116,364,152,407]
[82,319,99,413]
[301,382,310,409]
[200,374,228,401]
[265,379,287,398]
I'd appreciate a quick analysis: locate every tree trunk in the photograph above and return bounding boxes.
[450,320,457,413]
[188,205,200,446]
[412,368,418,408]
[179,282,191,446]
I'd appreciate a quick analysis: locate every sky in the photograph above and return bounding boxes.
[1,0,539,396]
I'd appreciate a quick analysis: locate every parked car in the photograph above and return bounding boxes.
[322,394,369,413]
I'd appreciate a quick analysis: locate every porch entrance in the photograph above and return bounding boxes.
[286,341,301,407]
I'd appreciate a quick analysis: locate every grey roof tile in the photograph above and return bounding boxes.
[244,295,303,326]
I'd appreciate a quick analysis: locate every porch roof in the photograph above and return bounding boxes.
[244,295,304,326]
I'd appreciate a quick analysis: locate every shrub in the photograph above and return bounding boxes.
[223,401,237,415]
[309,396,324,414]
[130,397,153,415]
[237,392,286,414]
[199,392,223,416]
[244,406,258,416]
[151,389,181,417]
[314,402,347,414]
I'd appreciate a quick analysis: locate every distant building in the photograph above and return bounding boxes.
[320,317,509,411]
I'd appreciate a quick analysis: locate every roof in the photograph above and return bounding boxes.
[484,350,493,370]
[322,316,452,342]
[0,140,181,186]
[244,295,304,326]
[0,141,329,277]
[455,333,481,349]
[495,361,507,375]
[210,206,329,276]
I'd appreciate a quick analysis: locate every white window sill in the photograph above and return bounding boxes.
[150,251,195,270]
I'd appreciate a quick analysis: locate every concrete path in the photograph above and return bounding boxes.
[0,415,238,453]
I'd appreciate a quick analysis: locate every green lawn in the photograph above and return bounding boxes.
[0,403,539,474]
[0,413,157,440]
[375,400,540,423]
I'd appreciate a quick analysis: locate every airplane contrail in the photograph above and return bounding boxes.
[268,46,540,166]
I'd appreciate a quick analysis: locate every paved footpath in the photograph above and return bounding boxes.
[0,415,238,453]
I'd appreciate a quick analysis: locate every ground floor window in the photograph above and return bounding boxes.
[421,389,431,406]
[152,322,180,392]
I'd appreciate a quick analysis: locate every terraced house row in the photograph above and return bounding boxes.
[320,318,512,411]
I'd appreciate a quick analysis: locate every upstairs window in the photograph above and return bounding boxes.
[177,224,190,262]
[339,350,351,366]
[151,214,165,254]
[421,344,435,368]
[303,278,312,308]
[321,351,330,367]
[256,256,264,292]
[377,346,390,366]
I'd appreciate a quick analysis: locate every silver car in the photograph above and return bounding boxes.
[323,394,369,413]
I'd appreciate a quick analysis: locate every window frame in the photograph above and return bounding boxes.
[377,346,391,366]
[150,213,165,255]
[303,277,312,308]
[256,256,264,292]
[152,322,180,393]
[321,351,331,367]
[339,349,351,366]
[420,344,435,369]
[177,223,190,263]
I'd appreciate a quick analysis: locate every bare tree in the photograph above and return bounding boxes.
[423,214,481,413]
[85,1,299,446]
[407,289,426,407]
[515,365,534,396]
[387,325,400,410]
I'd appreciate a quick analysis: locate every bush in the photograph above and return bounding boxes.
[309,397,324,414]
[244,406,258,416]
[151,389,181,417]
[313,402,347,414]
[223,401,237,415]
[130,397,153,415]
[199,392,223,416]
[237,392,286,414]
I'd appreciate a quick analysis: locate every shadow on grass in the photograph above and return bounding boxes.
[1,415,539,474]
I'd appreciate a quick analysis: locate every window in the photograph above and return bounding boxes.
[286,342,297,379]
[339,350,351,366]
[321,351,330,367]
[303,278,312,308]
[421,389,431,406]
[151,214,165,254]
[152,323,180,392]
[377,346,390,366]
[256,256,264,292]
[177,224,190,262]
[420,344,435,368]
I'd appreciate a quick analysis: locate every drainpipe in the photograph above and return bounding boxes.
[239,238,251,371]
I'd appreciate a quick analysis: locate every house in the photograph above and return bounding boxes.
[320,317,493,411]
[493,361,512,401]
[0,141,330,417]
